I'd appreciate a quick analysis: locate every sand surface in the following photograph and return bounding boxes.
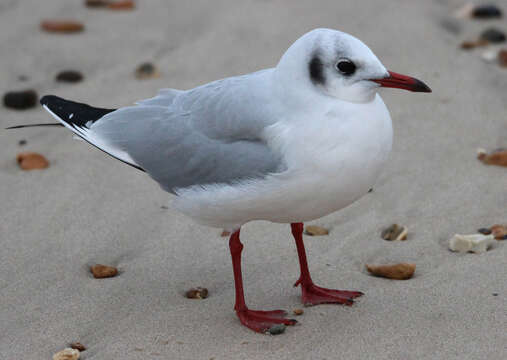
[1,1,506,359]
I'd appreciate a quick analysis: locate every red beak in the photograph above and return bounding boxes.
[372,71,431,93]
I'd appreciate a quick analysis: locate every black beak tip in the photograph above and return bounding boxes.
[414,79,432,93]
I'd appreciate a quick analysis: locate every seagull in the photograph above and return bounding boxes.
[8,28,430,333]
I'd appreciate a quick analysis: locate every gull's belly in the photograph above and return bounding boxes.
[265,138,391,223]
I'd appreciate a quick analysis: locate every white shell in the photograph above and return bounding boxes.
[449,234,495,254]
[481,49,499,63]
[53,348,80,360]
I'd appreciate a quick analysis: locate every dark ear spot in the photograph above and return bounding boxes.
[309,53,325,85]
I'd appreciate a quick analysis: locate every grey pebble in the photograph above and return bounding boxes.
[472,5,502,19]
[480,28,506,43]
[477,228,492,235]
[268,324,286,335]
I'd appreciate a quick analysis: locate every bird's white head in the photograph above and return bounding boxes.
[275,28,431,104]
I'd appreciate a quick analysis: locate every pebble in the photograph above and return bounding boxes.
[293,308,304,315]
[90,264,118,278]
[472,5,502,19]
[69,343,86,352]
[41,20,84,33]
[135,62,160,79]
[381,224,407,241]
[477,148,507,167]
[16,152,49,170]
[498,49,507,67]
[53,348,80,360]
[365,263,415,280]
[449,234,495,253]
[268,324,286,335]
[490,224,507,240]
[304,225,329,236]
[480,28,506,43]
[185,287,208,299]
[460,39,488,49]
[18,139,27,146]
[477,227,492,235]
[108,1,135,10]
[3,89,38,110]
[481,49,499,63]
[85,0,109,7]
[18,75,29,81]
[56,71,84,83]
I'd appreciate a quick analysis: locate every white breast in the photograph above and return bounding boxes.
[173,95,392,231]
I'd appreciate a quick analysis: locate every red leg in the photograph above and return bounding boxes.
[229,229,297,333]
[291,223,363,306]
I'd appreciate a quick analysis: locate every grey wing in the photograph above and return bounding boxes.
[91,74,284,193]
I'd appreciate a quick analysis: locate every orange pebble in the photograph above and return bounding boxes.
[108,0,135,10]
[40,20,84,33]
[16,152,49,170]
[366,263,415,280]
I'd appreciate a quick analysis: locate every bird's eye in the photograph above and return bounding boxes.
[336,60,356,75]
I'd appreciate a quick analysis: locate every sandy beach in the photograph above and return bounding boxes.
[1,0,506,359]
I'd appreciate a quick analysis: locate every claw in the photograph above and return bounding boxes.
[236,308,298,333]
[300,283,363,306]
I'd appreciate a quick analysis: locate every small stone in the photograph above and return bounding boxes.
[492,293,498,296]
[477,228,492,235]
[185,287,208,299]
[56,71,84,83]
[304,225,329,236]
[366,263,415,280]
[108,1,135,10]
[293,308,304,315]
[490,224,507,240]
[480,28,506,44]
[381,224,407,241]
[69,343,86,352]
[160,205,168,209]
[53,348,80,360]
[90,264,118,278]
[268,324,286,335]
[135,62,160,79]
[477,148,507,167]
[449,234,495,253]
[16,152,49,170]
[460,39,489,50]
[41,20,84,33]
[18,75,29,81]
[498,49,507,67]
[3,89,38,110]
[481,49,499,63]
[472,5,502,19]
[18,139,27,146]
[85,0,109,7]
[220,230,230,237]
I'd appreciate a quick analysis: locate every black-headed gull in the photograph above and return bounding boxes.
[10,28,430,333]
